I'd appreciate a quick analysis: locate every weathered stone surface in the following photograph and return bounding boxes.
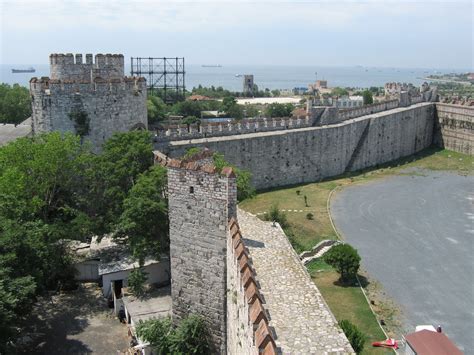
[167,164,236,354]
[163,103,435,189]
[30,53,147,150]
[237,209,354,354]
[434,103,473,155]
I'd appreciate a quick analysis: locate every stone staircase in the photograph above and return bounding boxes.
[299,239,341,265]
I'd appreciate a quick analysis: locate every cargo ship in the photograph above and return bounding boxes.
[11,67,36,73]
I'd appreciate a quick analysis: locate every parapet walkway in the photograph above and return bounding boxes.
[237,209,354,354]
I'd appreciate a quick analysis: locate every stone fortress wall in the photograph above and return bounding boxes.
[161,102,436,189]
[434,103,474,155]
[226,218,277,355]
[162,151,236,354]
[30,53,147,149]
[159,150,278,354]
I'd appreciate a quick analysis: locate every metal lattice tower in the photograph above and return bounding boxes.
[130,57,185,103]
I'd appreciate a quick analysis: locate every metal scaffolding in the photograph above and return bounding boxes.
[130,57,185,103]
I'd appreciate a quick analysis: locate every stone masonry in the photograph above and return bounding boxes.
[434,103,473,155]
[162,152,237,354]
[30,53,147,150]
[237,209,354,354]
[163,103,436,189]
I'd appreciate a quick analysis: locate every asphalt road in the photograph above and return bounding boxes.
[330,169,474,353]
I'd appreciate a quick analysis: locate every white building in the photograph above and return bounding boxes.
[335,95,364,109]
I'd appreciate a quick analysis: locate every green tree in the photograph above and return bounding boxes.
[117,165,168,261]
[91,131,154,233]
[263,204,289,228]
[331,87,350,97]
[265,103,295,118]
[362,90,374,105]
[147,95,167,124]
[323,244,361,283]
[271,89,281,97]
[212,152,255,201]
[339,320,366,354]
[136,315,210,355]
[226,103,243,120]
[222,96,237,112]
[128,267,148,298]
[0,83,31,125]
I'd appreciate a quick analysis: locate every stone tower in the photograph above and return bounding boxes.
[30,53,147,149]
[162,151,237,354]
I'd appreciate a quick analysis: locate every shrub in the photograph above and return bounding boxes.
[128,267,147,297]
[136,315,210,354]
[263,204,289,229]
[339,319,366,354]
[306,213,314,220]
[323,244,361,283]
[295,190,301,195]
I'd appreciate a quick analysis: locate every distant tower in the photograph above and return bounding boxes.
[243,75,254,95]
[29,53,147,150]
[165,152,237,354]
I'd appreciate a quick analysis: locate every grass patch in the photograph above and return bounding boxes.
[312,270,390,355]
[306,258,333,276]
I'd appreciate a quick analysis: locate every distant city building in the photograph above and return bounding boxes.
[293,87,308,95]
[384,82,419,97]
[315,80,327,89]
[336,95,363,108]
[467,73,474,81]
[243,75,254,94]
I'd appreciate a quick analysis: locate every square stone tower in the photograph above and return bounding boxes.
[164,153,237,354]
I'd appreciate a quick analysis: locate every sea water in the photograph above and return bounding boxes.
[0,63,467,91]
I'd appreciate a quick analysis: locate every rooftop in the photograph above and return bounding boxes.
[405,329,462,355]
[122,285,172,323]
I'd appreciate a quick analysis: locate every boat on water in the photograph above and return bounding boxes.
[202,64,222,68]
[11,67,35,73]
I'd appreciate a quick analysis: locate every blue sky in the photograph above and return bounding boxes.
[0,0,472,69]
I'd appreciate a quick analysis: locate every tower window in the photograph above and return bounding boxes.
[189,186,194,194]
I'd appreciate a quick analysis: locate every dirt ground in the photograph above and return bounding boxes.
[21,283,130,354]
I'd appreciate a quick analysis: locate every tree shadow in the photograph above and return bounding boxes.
[332,274,370,288]
[20,284,122,354]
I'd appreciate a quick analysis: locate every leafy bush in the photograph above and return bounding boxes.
[0,83,31,125]
[136,315,210,354]
[339,319,366,354]
[306,213,314,220]
[323,244,361,283]
[263,204,289,229]
[128,267,148,298]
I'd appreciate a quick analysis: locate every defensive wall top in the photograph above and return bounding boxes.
[48,53,125,81]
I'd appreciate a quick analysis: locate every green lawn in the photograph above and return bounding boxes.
[308,260,390,355]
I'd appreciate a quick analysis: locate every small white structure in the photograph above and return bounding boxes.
[335,95,363,108]
[70,236,170,298]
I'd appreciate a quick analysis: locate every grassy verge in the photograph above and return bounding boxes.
[307,260,390,354]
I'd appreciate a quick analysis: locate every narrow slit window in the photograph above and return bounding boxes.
[189,186,194,194]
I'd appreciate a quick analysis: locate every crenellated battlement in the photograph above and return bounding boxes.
[49,53,125,81]
[29,76,146,95]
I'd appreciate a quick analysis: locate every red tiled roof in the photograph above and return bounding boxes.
[405,330,462,355]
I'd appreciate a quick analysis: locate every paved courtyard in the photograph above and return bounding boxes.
[25,283,129,354]
[330,169,474,353]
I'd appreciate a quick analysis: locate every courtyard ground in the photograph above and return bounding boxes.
[331,169,473,353]
[23,283,129,354]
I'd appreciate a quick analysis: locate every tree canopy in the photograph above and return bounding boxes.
[0,83,31,125]
[0,130,167,351]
